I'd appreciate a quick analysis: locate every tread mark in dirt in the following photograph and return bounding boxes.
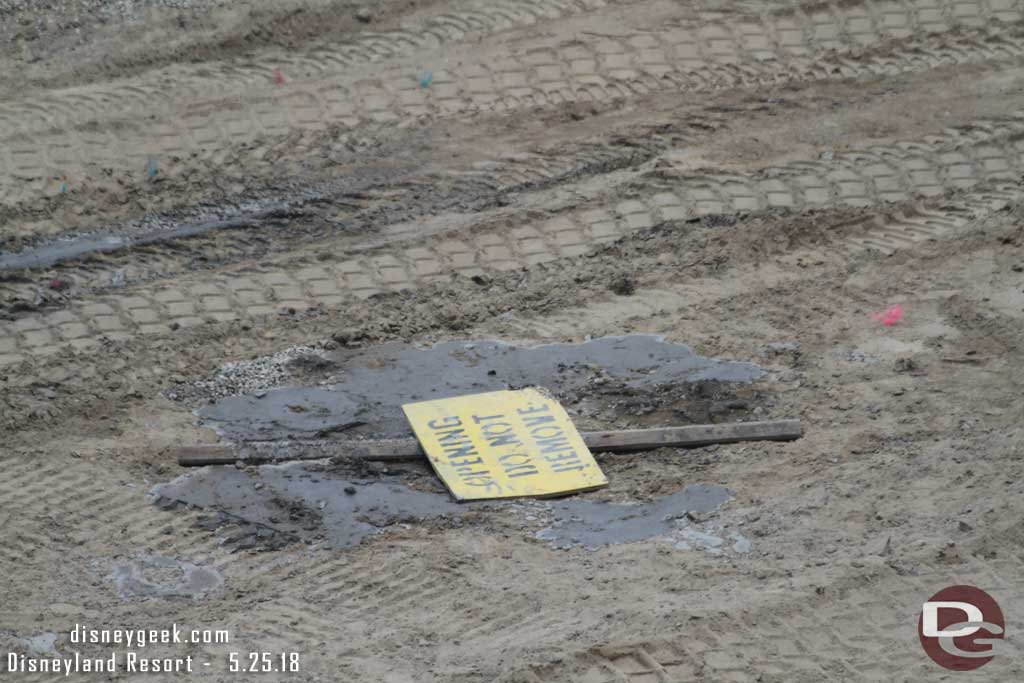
[515,558,1024,681]
[1,122,1024,364]
[0,0,619,138]
[2,2,1023,204]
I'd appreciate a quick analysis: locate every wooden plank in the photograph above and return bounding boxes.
[584,420,802,452]
[174,419,802,467]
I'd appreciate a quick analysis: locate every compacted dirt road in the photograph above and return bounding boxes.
[2,1,1024,681]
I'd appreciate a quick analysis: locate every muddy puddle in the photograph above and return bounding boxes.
[154,462,748,556]
[156,335,765,553]
[194,335,765,441]
[536,484,734,550]
[153,461,465,551]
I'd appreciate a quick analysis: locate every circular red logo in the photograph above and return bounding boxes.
[918,585,1005,670]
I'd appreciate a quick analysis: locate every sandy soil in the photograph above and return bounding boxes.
[2,0,1024,681]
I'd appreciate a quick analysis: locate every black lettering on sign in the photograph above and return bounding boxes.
[430,420,482,464]
[517,403,550,417]
[552,463,588,473]
[427,416,462,430]
[522,414,556,429]
[457,469,491,478]
[544,448,583,474]
[437,427,468,444]
[476,414,522,449]
[443,443,477,460]
[472,411,534,479]
[543,450,577,464]
[512,398,594,480]
[463,475,502,493]
[499,452,539,478]
[537,434,572,454]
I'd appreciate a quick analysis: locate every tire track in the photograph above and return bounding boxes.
[3,2,1023,205]
[845,183,1020,254]
[0,451,300,580]
[0,454,193,565]
[0,114,698,305]
[514,557,1024,682]
[0,0,619,139]
[1,118,1022,366]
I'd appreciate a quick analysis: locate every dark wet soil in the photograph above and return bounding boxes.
[536,484,734,551]
[153,460,741,555]
[153,335,767,551]
[198,335,765,442]
[152,461,466,550]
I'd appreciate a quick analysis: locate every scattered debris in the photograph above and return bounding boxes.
[841,349,880,364]
[870,303,904,326]
[102,554,223,600]
[941,356,986,364]
[761,341,800,356]
[273,69,285,85]
[146,156,159,179]
[419,70,433,89]
[894,357,918,373]
[608,274,636,295]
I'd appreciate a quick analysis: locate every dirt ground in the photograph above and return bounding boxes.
[2,0,1024,680]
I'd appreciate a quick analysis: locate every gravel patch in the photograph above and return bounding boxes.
[165,345,334,403]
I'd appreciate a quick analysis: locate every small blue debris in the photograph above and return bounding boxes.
[146,157,159,179]
[418,71,433,89]
[59,182,68,194]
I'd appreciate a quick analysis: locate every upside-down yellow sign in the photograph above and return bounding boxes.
[402,388,608,501]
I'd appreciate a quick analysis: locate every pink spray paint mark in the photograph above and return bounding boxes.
[870,304,904,326]
[273,70,285,85]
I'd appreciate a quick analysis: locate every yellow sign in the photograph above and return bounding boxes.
[402,388,608,501]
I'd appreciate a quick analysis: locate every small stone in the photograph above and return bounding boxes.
[344,486,357,495]
[332,328,364,346]
[608,274,635,296]
[894,357,917,373]
[355,7,372,22]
